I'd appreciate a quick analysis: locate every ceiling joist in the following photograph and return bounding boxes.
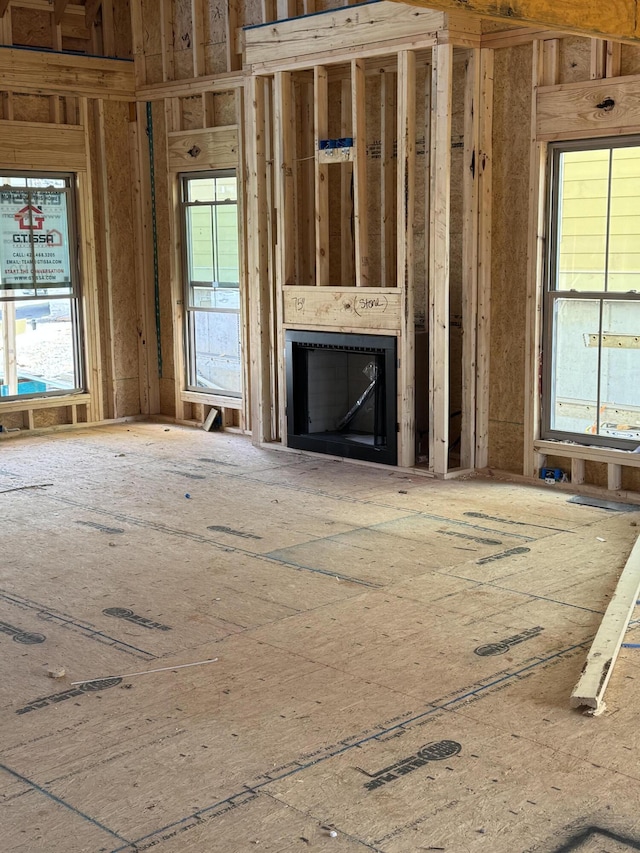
[53,0,70,25]
[85,0,101,28]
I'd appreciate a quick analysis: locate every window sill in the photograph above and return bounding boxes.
[0,391,90,414]
[534,438,640,468]
[181,390,242,409]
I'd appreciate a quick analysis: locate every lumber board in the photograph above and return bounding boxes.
[570,534,640,714]
[537,74,640,140]
[460,49,480,471]
[314,65,329,287]
[389,0,640,44]
[523,42,546,477]
[0,119,86,170]
[0,47,134,100]
[475,48,493,470]
[351,58,369,287]
[282,286,402,330]
[397,50,416,468]
[244,2,448,67]
[428,42,453,476]
[167,126,239,172]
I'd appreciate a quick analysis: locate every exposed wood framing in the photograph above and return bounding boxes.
[54,0,70,25]
[236,86,250,432]
[85,0,101,29]
[160,0,175,82]
[137,72,245,102]
[93,99,117,420]
[167,126,239,172]
[0,120,85,170]
[0,0,9,16]
[351,58,369,287]
[590,38,607,80]
[314,65,329,287]
[283,287,402,330]
[537,74,640,140]
[571,534,640,715]
[428,42,453,476]
[244,3,464,71]
[226,0,241,73]
[381,68,397,288]
[460,48,481,471]
[340,76,354,287]
[475,47,493,470]
[79,98,104,424]
[191,0,205,77]
[245,74,273,443]
[523,40,546,478]
[274,70,295,440]
[130,101,160,416]
[390,0,640,44]
[398,49,416,469]
[0,48,134,99]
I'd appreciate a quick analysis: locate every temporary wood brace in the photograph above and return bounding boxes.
[571,533,640,715]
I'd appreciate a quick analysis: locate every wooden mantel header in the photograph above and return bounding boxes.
[390,0,640,43]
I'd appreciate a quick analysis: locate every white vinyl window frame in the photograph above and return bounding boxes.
[0,170,84,401]
[543,137,640,451]
[179,170,243,400]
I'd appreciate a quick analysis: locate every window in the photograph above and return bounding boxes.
[544,140,640,449]
[180,172,242,398]
[0,172,83,400]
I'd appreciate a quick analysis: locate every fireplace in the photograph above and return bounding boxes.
[285,330,397,465]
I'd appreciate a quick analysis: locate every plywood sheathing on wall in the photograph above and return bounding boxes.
[488,43,532,473]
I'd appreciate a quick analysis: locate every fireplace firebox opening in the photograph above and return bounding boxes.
[285,331,397,465]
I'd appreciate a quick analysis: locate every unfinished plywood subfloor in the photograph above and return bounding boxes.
[2,423,640,852]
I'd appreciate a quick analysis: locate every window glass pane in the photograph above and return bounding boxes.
[213,205,239,285]
[1,298,77,396]
[187,178,215,202]
[190,308,242,395]
[0,187,72,292]
[214,176,237,202]
[549,298,600,435]
[556,149,609,292]
[598,300,640,440]
[186,206,214,283]
[608,147,640,293]
[192,287,240,310]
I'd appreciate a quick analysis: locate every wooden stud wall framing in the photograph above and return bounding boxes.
[397,49,416,468]
[245,74,273,443]
[460,48,481,470]
[522,39,546,479]
[351,58,369,288]
[313,65,329,287]
[428,43,453,476]
[475,47,493,469]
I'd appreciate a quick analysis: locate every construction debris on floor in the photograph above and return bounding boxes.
[2,423,640,852]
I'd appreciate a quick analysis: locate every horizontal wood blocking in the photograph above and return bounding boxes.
[535,439,640,471]
[282,287,402,331]
[244,2,480,70]
[0,48,134,100]
[0,120,86,170]
[537,74,640,139]
[136,72,245,102]
[167,126,239,172]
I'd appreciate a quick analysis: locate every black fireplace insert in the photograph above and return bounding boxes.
[285,330,397,465]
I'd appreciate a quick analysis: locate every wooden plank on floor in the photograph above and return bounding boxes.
[571,533,640,715]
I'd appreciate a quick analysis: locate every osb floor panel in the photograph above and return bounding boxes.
[2,424,640,853]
